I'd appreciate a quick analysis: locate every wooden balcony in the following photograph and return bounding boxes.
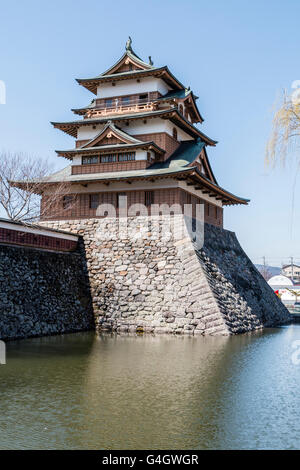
[85,98,157,119]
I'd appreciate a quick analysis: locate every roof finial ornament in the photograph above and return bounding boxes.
[148,56,153,66]
[126,36,133,53]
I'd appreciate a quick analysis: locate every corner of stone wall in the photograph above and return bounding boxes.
[39,216,290,336]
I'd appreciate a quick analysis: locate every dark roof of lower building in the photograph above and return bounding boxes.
[0,217,79,237]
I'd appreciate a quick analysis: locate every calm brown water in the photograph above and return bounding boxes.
[0,326,300,450]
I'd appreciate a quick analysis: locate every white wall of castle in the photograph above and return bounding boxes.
[96,77,170,99]
[77,118,193,142]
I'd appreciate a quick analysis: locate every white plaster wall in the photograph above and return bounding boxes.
[77,118,193,143]
[96,77,170,98]
[72,155,82,165]
[77,124,105,140]
[119,118,193,141]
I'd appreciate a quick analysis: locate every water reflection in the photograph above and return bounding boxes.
[0,327,299,449]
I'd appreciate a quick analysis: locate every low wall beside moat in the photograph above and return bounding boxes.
[40,215,290,336]
[0,220,94,341]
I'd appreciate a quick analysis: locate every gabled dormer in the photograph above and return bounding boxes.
[80,121,143,148]
[100,37,154,75]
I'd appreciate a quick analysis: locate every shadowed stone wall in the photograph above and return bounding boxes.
[40,216,290,336]
[0,242,94,341]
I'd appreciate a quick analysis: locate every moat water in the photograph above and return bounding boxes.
[0,325,300,450]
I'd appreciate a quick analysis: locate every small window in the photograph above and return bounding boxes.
[105,98,113,108]
[122,96,131,105]
[118,152,135,162]
[90,194,99,209]
[172,127,178,140]
[82,155,99,165]
[100,154,117,163]
[145,191,154,207]
[63,195,74,210]
[139,94,148,102]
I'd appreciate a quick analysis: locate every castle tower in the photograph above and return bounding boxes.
[13,40,289,337]
[18,39,248,223]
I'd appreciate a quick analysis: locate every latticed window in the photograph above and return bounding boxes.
[145,191,154,207]
[118,152,135,162]
[82,155,99,164]
[100,154,118,163]
[89,194,99,209]
[122,96,131,105]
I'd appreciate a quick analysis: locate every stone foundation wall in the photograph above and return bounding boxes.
[0,242,94,341]
[40,216,290,336]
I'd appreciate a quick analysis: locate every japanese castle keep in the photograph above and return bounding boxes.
[16,39,289,336]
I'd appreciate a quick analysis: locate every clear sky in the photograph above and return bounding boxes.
[0,0,300,266]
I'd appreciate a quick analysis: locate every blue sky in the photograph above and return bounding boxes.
[0,0,299,266]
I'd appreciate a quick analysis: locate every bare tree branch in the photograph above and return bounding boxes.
[0,151,73,223]
[266,89,300,167]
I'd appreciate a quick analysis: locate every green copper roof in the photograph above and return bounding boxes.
[150,140,205,170]
[158,89,194,100]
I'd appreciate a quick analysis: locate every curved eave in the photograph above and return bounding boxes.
[186,168,250,206]
[185,92,204,124]
[157,91,204,123]
[14,165,249,206]
[166,111,217,145]
[56,141,165,160]
[72,106,93,116]
[76,66,185,94]
[51,108,217,145]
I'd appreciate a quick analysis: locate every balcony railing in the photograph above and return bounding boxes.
[85,98,157,119]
